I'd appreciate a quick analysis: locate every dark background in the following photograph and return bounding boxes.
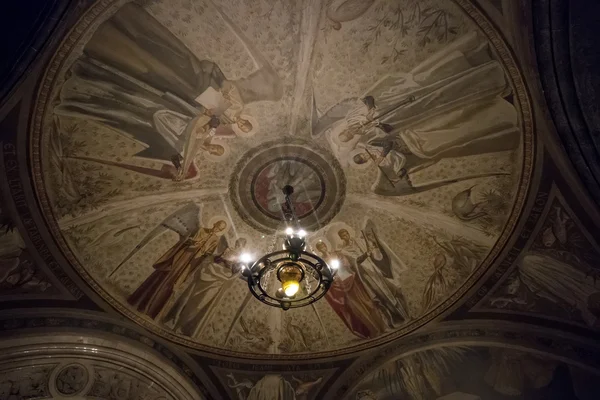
[0,0,71,103]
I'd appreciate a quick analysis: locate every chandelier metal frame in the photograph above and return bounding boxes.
[241,185,336,310]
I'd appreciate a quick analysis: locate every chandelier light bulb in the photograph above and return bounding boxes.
[239,253,253,263]
[244,185,336,310]
[283,281,300,297]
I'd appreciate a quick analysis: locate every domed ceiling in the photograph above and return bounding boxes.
[30,0,531,356]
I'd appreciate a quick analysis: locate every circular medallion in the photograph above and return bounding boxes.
[230,139,346,233]
[253,159,324,219]
[55,364,88,396]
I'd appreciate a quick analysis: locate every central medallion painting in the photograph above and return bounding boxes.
[32,0,531,356]
[231,139,346,233]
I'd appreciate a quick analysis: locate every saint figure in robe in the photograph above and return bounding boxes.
[127,219,226,319]
[55,2,282,180]
[315,241,386,339]
[162,237,248,337]
[313,31,520,194]
[336,227,411,328]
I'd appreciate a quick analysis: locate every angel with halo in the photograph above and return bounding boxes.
[313,237,386,339]
[110,203,227,320]
[330,219,411,329]
[162,235,250,337]
[421,234,487,313]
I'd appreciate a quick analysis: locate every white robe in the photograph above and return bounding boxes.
[339,239,409,324]
[321,31,519,168]
[247,375,296,400]
[520,253,600,326]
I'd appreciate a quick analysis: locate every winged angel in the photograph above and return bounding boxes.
[110,203,227,322]
[359,346,471,400]
[54,1,280,181]
[311,31,519,195]
[421,235,488,313]
[330,219,411,328]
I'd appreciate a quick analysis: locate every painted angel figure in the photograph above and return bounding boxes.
[491,252,600,327]
[227,374,322,400]
[312,31,520,194]
[54,2,281,180]
[421,235,487,313]
[112,203,227,320]
[314,239,386,339]
[162,236,249,337]
[332,221,410,328]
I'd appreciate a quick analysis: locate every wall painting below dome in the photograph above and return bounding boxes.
[347,345,600,400]
[482,184,600,329]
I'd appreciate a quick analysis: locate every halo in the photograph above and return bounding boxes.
[325,222,356,248]
[232,114,259,138]
[349,148,372,170]
[308,236,332,256]
[203,140,230,162]
[207,215,230,235]
[328,121,348,147]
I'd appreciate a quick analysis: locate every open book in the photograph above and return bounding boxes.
[194,87,232,116]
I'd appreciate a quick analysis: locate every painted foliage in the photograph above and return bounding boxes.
[31,0,530,354]
[0,190,53,297]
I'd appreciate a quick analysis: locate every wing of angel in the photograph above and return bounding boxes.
[325,226,344,252]
[324,127,341,159]
[109,203,202,277]
[215,235,229,255]
[161,203,201,238]
[446,237,488,273]
[364,218,407,276]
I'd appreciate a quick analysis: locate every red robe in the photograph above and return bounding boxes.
[325,255,385,338]
[128,228,218,319]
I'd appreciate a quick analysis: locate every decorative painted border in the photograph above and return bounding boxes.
[28,0,534,359]
[228,137,347,234]
[0,314,210,398]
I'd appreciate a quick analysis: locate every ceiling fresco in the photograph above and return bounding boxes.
[346,344,600,400]
[478,184,600,328]
[28,0,532,356]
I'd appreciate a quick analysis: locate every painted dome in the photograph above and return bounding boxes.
[30,0,531,356]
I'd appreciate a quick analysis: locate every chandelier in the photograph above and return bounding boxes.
[239,185,338,310]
